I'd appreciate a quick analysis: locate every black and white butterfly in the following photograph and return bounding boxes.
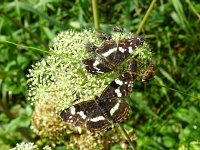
[83,36,143,75]
[142,64,156,82]
[60,60,137,133]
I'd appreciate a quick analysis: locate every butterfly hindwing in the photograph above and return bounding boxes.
[60,100,95,126]
[111,101,129,123]
[86,107,111,133]
[102,60,137,98]
[97,97,129,123]
[86,97,129,133]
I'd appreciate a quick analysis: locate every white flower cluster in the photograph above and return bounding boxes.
[11,142,38,150]
[11,142,51,150]
[27,29,152,112]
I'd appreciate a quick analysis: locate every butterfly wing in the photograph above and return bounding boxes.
[142,64,156,82]
[116,37,144,60]
[60,100,95,126]
[97,97,129,124]
[96,40,118,56]
[86,107,111,133]
[98,37,143,68]
[86,97,129,133]
[110,100,129,123]
[96,32,112,40]
[102,60,137,98]
[83,57,112,74]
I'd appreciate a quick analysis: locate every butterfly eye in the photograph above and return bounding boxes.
[129,60,137,72]
[85,43,98,52]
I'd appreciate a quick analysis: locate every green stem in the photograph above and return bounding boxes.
[117,123,135,150]
[136,0,157,35]
[0,91,14,119]
[186,0,200,21]
[150,83,200,101]
[92,0,100,31]
[0,40,50,54]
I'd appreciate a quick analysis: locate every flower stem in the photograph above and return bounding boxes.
[92,0,100,31]
[117,123,135,150]
[136,0,157,35]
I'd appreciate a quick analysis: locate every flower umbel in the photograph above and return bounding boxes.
[27,29,152,148]
[27,29,152,110]
[11,142,52,150]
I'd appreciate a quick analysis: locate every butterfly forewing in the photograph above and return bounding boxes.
[85,43,98,52]
[96,40,118,60]
[86,97,129,133]
[101,60,137,98]
[83,57,112,74]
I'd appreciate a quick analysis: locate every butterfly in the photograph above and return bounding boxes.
[60,60,138,133]
[83,37,143,75]
[142,64,156,82]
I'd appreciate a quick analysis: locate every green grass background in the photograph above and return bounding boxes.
[0,0,200,149]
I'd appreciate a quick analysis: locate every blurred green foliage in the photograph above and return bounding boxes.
[0,0,200,149]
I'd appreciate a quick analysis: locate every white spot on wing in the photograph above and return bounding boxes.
[128,83,132,87]
[128,47,133,53]
[93,60,105,73]
[90,116,105,122]
[115,79,123,85]
[78,111,87,119]
[93,60,99,66]
[70,106,76,115]
[115,89,122,97]
[110,102,120,115]
[119,47,125,53]
[102,47,117,57]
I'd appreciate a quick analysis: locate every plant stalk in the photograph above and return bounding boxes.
[136,0,157,35]
[92,0,100,31]
[117,123,135,150]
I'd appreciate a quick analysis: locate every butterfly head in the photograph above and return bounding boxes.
[128,60,137,73]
